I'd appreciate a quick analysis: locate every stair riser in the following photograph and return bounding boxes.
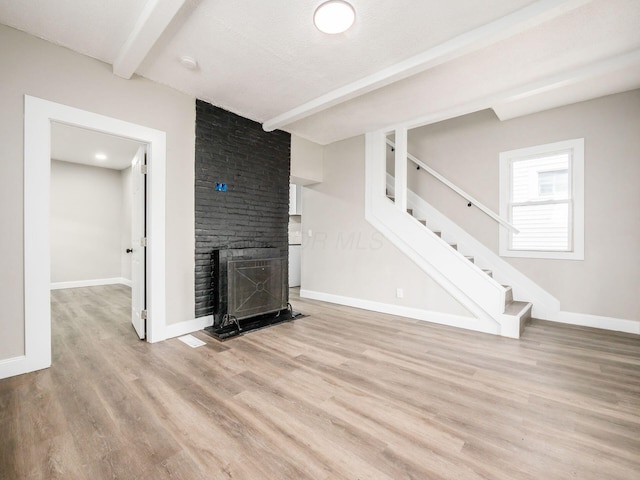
[377,155,533,338]
[520,305,532,336]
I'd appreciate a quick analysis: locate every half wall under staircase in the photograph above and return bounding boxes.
[364,131,560,338]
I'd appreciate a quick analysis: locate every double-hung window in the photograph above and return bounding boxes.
[499,139,584,260]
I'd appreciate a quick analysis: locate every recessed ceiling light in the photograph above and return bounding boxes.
[314,0,356,34]
[179,55,198,70]
[95,153,107,160]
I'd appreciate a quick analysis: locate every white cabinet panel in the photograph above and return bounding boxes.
[288,245,301,287]
[289,184,302,215]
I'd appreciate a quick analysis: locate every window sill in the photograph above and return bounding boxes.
[499,248,583,261]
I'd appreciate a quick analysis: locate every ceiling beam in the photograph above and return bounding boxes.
[262,0,592,132]
[113,0,187,79]
[491,49,640,121]
[383,49,640,133]
[493,49,640,106]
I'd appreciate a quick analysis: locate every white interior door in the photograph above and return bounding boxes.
[131,146,146,339]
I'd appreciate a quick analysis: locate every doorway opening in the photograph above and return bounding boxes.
[50,123,147,339]
[17,96,167,378]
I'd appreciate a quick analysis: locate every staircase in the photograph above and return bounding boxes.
[387,191,532,337]
[364,131,544,339]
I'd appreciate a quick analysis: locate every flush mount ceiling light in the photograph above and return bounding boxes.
[95,153,107,160]
[314,0,356,34]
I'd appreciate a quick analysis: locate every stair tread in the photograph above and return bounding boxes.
[380,190,533,334]
[504,300,532,316]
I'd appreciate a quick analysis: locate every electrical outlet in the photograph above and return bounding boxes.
[308,229,313,237]
[396,288,403,298]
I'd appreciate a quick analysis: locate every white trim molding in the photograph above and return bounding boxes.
[499,138,584,260]
[16,95,167,380]
[50,277,132,290]
[300,290,639,337]
[556,311,640,335]
[0,356,28,380]
[164,316,214,340]
[299,290,493,335]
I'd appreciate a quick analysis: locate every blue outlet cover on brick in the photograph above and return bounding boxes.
[215,182,227,192]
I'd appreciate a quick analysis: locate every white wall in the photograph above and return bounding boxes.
[291,134,323,185]
[50,160,123,284]
[301,135,473,317]
[407,90,640,322]
[0,24,195,361]
[120,166,132,281]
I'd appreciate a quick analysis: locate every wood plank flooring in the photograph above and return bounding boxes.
[1,285,639,479]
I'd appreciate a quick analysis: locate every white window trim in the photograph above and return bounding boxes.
[499,138,584,260]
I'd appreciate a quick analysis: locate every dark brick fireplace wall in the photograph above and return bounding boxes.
[194,99,291,318]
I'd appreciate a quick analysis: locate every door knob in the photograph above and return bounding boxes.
[126,248,133,253]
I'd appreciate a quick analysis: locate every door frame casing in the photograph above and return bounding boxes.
[131,145,148,340]
[16,95,166,377]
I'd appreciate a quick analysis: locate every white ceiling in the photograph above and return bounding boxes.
[51,122,144,170]
[1,0,639,144]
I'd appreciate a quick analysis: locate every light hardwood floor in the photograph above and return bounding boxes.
[1,285,639,479]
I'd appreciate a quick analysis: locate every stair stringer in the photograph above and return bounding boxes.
[365,201,502,336]
[365,132,516,337]
[404,189,561,321]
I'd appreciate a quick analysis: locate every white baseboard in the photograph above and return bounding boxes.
[299,289,497,335]
[164,315,214,340]
[556,311,640,335]
[0,354,50,380]
[51,277,131,290]
[299,290,640,337]
[0,355,27,380]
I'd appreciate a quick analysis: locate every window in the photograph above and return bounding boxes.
[499,139,584,260]
[537,169,567,196]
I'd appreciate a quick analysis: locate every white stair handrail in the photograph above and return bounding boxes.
[386,139,519,234]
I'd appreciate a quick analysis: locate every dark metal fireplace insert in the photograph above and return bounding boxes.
[205,248,300,340]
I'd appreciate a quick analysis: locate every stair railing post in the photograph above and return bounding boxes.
[394,127,408,212]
